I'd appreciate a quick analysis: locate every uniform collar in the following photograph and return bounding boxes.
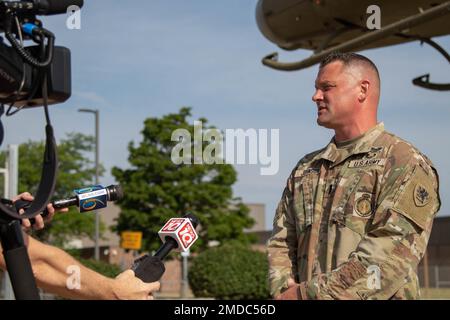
[318,122,385,167]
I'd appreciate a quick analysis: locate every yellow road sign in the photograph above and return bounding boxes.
[121,231,143,250]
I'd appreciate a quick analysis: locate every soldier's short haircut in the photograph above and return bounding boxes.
[320,52,380,85]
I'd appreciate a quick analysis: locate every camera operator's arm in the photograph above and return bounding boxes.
[0,193,160,299]
[0,236,160,300]
[27,236,160,300]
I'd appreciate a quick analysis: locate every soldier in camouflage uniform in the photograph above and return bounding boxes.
[268,52,440,300]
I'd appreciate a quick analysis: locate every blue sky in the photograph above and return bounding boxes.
[2,1,449,229]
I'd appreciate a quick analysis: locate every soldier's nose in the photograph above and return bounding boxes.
[312,89,323,102]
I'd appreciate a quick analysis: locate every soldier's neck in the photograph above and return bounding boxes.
[334,120,378,143]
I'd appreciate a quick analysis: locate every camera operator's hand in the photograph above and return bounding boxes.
[12,192,69,231]
[111,269,161,300]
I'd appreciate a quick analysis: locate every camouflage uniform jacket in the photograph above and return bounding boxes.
[268,123,440,299]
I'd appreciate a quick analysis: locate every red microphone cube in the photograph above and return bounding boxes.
[158,217,198,252]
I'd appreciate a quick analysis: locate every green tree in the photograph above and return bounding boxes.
[0,133,105,247]
[112,107,255,253]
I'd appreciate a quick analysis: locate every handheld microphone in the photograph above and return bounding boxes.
[0,0,84,16]
[131,213,199,283]
[9,184,123,222]
[51,184,123,212]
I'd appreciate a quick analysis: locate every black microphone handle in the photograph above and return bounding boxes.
[12,196,77,225]
[51,196,79,210]
[133,256,166,283]
[14,196,78,217]
[132,237,179,283]
[154,237,179,260]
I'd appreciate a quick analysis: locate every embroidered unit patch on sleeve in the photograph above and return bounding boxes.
[414,184,430,207]
[393,166,436,230]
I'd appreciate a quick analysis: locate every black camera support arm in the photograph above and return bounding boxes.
[0,35,57,300]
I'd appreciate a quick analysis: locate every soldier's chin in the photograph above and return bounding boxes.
[317,117,333,129]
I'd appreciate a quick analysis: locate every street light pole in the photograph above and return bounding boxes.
[78,108,100,261]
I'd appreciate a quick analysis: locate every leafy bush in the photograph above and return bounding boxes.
[188,244,270,299]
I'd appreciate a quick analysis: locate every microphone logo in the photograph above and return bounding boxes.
[74,185,108,212]
[177,222,197,250]
[161,218,185,232]
[81,198,105,211]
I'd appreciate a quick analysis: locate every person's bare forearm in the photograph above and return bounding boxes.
[28,236,117,299]
[0,235,159,299]
[0,194,159,299]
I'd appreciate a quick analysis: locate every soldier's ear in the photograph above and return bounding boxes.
[359,80,370,102]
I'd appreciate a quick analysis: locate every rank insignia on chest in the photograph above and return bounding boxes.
[353,193,373,218]
[362,146,383,160]
[414,184,430,207]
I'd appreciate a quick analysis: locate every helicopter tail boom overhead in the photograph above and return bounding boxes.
[256,0,450,90]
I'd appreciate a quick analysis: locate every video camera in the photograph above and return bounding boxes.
[0,0,84,300]
[0,0,83,109]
